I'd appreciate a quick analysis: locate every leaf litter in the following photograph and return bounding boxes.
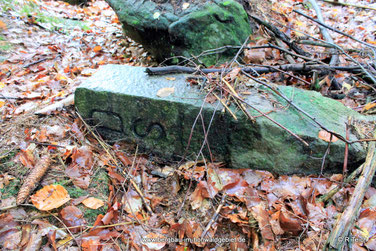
[0,0,375,250]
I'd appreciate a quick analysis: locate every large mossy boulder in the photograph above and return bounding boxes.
[75,65,371,175]
[105,0,252,65]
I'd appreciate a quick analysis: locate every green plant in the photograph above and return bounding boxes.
[0,0,90,33]
[0,0,13,12]
[0,35,11,51]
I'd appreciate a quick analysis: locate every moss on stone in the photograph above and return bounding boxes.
[75,65,368,175]
[106,0,252,65]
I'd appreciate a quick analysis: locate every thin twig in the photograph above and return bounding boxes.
[326,130,376,249]
[240,70,352,144]
[268,43,326,64]
[308,0,339,66]
[322,0,376,11]
[264,15,376,86]
[317,164,364,203]
[293,9,376,50]
[29,140,65,148]
[23,58,49,68]
[76,111,154,215]
[201,194,226,238]
[251,15,311,57]
[222,80,309,146]
[212,93,238,120]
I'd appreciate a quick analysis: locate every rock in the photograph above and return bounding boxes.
[104,0,252,65]
[75,65,368,174]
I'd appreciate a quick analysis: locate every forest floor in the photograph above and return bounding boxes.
[0,0,376,250]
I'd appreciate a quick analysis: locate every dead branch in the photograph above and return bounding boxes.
[145,64,364,76]
[323,0,376,11]
[23,58,49,68]
[265,16,376,85]
[275,38,296,64]
[308,0,339,66]
[317,164,363,203]
[267,43,325,64]
[325,131,376,250]
[250,15,311,57]
[201,194,226,239]
[293,9,376,50]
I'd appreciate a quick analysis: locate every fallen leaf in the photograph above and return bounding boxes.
[279,206,303,236]
[60,206,85,233]
[122,189,142,214]
[318,130,339,143]
[251,203,275,241]
[244,49,265,64]
[190,182,206,209]
[31,184,70,211]
[81,237,101,251]
[65,146,93,189]
[142,233,166,250]
[0,213,21,249]
[0,20,6,29]
[165,77,176,81]
[156,87,175,97]
[93,45,102,53]
[363,102,376,112]
[82,197,104,209]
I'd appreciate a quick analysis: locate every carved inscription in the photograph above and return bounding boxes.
[89,110,166,140]
[132,118,166,140]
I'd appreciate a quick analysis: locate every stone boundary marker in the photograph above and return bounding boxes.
[75,65,367,174]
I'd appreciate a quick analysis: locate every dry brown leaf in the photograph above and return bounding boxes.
[251,203,274,241]
[93,45,102,53]
[0,20,7,29]
[363,102,376,112]
[318,130,339,143]
[244,49,265,64]
[115,151,132,166]
[156,87,174,97]
[30,184,70,211]
[82,197,104,209]
[142,233,166,250]
[122,189,142,214]
[65,146,93,189]
[59,206,85,233]
[17,156,51,205]
[0,213,21,249]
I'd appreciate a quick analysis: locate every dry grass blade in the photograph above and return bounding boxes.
[17,155,51,205]
[212,93,238,120]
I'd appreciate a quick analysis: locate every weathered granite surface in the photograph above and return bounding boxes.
[75,65,368,174]
[104,0,252,65]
